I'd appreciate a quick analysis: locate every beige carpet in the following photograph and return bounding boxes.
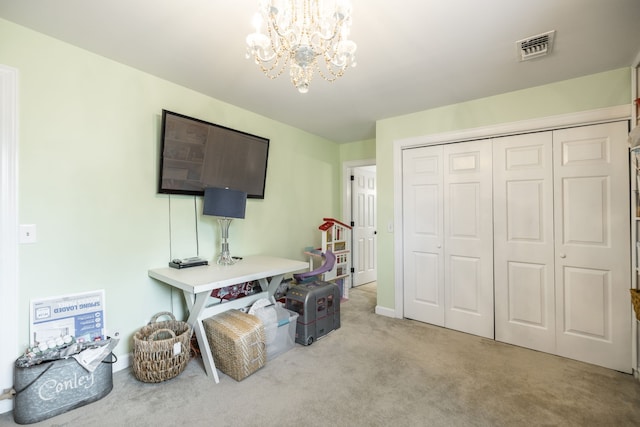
[2,283,640,426]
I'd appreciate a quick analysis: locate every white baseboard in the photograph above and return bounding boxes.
[375,305,397,318]
[113,352,131,373]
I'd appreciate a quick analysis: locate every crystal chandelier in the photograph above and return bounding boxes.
[246,0,357,94]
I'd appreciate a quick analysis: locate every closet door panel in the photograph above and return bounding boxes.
[493,132,556,353]
[507,261,548,325]
[553,122,631,373]
[443,140,494,339]
[562,176,608,245]
[449,255,481,313]
[449,183,480,238]
[506,180,544,241]
[402,146,445,325]
[563,267,609,338]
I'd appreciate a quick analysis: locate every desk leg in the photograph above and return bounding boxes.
[257,273,285,301]
[193,318,219,383]
[183,289,195,311]
[186,292,220,383]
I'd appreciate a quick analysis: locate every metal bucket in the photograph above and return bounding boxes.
[13,355,113,424]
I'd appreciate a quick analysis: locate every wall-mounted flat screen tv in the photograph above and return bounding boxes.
[158,110,269,199]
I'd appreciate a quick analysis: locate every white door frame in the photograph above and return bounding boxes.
[0,64,19,414]
[392,105,631,319]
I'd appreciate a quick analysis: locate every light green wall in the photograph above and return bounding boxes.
[338,138,376,213]
[3,15,633,356]
[375,67,632,310]
[339,138,376,163]
[0,19,352,358]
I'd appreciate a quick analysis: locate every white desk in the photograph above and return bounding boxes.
[148,255,307,382]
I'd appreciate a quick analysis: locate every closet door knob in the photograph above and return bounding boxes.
[437,244,442,248]
[560,254,567,258]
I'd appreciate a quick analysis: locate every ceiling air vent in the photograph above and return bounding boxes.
[516,30,555,61]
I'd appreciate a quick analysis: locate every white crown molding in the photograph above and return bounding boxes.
[395,105,631,149]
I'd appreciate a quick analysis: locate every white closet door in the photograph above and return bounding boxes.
[443,141,494,338]
[402,145,445,325]
[493,132,556,352]
[553,121,631,373]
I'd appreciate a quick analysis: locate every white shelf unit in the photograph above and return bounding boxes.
[631,147,640,379]
[319,218,352,300]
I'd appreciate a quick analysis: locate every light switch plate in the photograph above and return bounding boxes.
[19,224,37,244]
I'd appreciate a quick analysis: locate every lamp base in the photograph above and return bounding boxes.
[217,248,236,266]
[217,218,236,265]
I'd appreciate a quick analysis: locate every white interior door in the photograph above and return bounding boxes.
[493,132,556,352]
[443,141,494,338]
[553,121,631,373]
[352,167,377,286]
[402,145,445,325]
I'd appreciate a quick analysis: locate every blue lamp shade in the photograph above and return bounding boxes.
[203,187,247,219]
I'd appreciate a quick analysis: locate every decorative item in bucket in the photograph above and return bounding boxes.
[132,312,192,383]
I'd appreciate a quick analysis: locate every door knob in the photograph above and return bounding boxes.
[560,254,566,258]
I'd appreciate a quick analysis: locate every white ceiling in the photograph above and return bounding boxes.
[1,0,640,143]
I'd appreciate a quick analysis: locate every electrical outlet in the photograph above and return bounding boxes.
[19,224,37,244]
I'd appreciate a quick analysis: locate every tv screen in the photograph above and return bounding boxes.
[158,110,269,199]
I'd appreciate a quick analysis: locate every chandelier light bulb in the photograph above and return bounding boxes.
[251,13,263,32]
[246,0,357,93]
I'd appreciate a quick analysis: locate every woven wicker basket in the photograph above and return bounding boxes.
[132,312,192,383]
[631,289,640,322]
[203,310,265,381]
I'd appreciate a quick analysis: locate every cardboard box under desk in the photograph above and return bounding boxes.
[203,309,266,381]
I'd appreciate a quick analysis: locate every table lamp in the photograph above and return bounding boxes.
[203,187,247,265]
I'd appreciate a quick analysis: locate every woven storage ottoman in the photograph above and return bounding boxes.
[203,309,266,381]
